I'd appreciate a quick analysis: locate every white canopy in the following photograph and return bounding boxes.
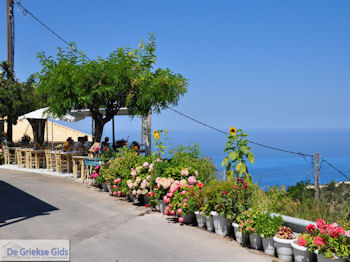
[18,107,129,122]
[18,107,79,122]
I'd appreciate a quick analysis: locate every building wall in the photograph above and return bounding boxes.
[4,119,92,142]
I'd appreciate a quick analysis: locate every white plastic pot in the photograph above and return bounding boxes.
[273,236,294,262]
[205,216,214,232]
[262,236,275,256]
[194,211,206,228]
[314,250,347,262]
[211,211,231,236]
[232,223,249,245]
[291,240,316,262]
[249,233,262,250]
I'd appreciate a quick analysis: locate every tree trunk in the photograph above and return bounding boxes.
[28,119,46,145]
[93,119,105,143]
[7,119,13,142]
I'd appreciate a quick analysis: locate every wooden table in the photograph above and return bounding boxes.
[54,151,79,173]
[72,156,85,180]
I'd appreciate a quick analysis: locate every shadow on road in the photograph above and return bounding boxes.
[0,181,58,228]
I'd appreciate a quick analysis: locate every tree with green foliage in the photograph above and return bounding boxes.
[36,35,188,142]
[0,61,46,144]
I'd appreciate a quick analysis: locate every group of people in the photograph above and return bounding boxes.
[63,136,141,155]
[63,136,91,152]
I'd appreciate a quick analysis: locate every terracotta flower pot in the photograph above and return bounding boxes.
[262,236,275,256]
[273,236,294,262]
[249,233,262,250]
[291,240,316,262]
[211,211,231,236]
[205,216,215,232]
[194,211,206,228]
[232,222,249,245]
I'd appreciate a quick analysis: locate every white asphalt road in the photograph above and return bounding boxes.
[0,169,276,262]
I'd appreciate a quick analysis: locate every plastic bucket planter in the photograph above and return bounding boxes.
[314,250,347,262]
[262,236,275,256]
[232,223,249,245]
[159,200,167,214]
[194,211,206,228]
[249,233,263,250]
[183,213,196,225]
[273,236,294,262]
[211,211,231,236]
[127,192,135,202]
[291,240,316,262]
[205,216,215,232]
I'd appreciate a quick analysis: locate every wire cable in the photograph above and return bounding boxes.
[321,158,350,181]
[168,107,314,158]
[14,0,91,60]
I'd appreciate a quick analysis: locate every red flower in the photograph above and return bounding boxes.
[243,183,248,190]
[223,191,228,195]
[317,219,326,230]
[151,191,155,196]
[314,236,326,246]
[144,204,149,208]
[297,238,307,247]
[331,227,345,238]
[103,146,108,152]
[197,182,204,188]
[233,185,238,190]
[306,224,317,233]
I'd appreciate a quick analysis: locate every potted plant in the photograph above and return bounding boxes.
[211,184,235,236]
[273,226,295,262]
[193,181,206,228]
[255,212,284,255]
[312,219,349,261]
[201,180,220,232]
[235,209,254,246]
[237,208,264,249]
[149,177,174,213]
[166,177,198,225]
[291,233,316,262]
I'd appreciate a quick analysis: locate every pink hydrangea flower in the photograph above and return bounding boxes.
[143,162,149,168]
[183,199,187,202]
[183,202,187,207]
[113,185,117,189]
[163,196,168,202]
[113,191,117,196]
[181,190,186,196]
[177,208,182,215]
[178,217,184,223]
[170,187,176,193]
[170,210,175,215]
[188,176,196,185]
[132,190,137,196]
[117,191,121,197]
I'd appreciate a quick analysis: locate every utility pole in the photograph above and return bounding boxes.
[315,152,320,201]
[7,0,14,70]
[6,0,15,142]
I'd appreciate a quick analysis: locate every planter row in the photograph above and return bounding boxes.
[100,185,347,262]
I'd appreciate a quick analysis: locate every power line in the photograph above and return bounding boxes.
[321,158,350,181]
[168,107,314,158]
[14,0,91,60]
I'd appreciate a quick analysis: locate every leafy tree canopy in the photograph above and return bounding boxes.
[36,34,188,142]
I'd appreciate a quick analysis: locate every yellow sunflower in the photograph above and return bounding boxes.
[153,130,158,135]
[165,129,168,135]
[229,126,237,135]
[154,133,160,140]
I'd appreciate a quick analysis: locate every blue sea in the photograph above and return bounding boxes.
[106,128,350,188]
[57,120,350,188]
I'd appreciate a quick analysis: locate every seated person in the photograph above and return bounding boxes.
[75,137,85,151]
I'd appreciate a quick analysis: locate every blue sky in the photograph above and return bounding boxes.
[1,0,350,133]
